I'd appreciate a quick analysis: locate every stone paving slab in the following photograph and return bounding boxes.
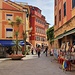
[0,54,75,75]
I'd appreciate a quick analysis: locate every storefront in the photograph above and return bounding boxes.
[0,40,31,57]
[0,40,15,47]
[55,28,75,48]
[0,40,15,57]
[54,28,75,71]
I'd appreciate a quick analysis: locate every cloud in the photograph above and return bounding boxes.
[12,0,54,25]
[33,0,54,25]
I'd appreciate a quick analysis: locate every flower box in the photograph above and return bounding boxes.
[8,54,25,60]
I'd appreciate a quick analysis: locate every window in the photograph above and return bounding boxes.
[32,7,34,10]
[37,10,41,14]
[55,16,57,25]
[41,37,45,41]
[55,0,57,6]
[64,2,66,16]
[72,0,75,8]
[6,28,13,38]
[59,9,61,21]
[36,36,40,41]
[6,14,13,21]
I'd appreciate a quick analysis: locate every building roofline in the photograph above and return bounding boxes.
[28,5,41,11]
[6,0,29,12]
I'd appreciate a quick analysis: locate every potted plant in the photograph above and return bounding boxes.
[8,16,25,59]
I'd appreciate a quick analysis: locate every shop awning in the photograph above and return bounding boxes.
[19,40,31,46]
[55,34,64,40]
[0,40,15,47]
[55,28,75,40]
[63,28,75,36]
[0,40,31,47]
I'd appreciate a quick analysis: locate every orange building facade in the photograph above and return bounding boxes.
[29,6,49,47]
[54,0,75,49]
[0,0,29,41]
[6,0,31,42]
[0,0,30,57]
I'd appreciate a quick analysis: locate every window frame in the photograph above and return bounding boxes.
[72,0,75,8]
[59,9,61,21]
[35,36,40,41]
[6,14,13,21]
[64,2,66,17]
[6,28,13,38]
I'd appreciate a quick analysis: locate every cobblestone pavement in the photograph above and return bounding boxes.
[0,53,75,75]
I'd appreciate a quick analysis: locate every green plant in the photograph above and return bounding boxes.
[22,49,27,55]
[9,16,22,54]
[12,44,22,54]
[46,26,54,45]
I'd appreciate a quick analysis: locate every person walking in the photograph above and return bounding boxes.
[45,46,48,56]
[37,45,41,58]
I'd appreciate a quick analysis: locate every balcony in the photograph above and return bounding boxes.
[32,11,42,18]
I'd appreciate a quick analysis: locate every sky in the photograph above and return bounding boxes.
[11,0,54,26]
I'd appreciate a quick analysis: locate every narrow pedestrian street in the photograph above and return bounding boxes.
[0,53,75,75]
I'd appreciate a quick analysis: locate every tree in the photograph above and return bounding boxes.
[9,16,22,54]
[46,26,54,45]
